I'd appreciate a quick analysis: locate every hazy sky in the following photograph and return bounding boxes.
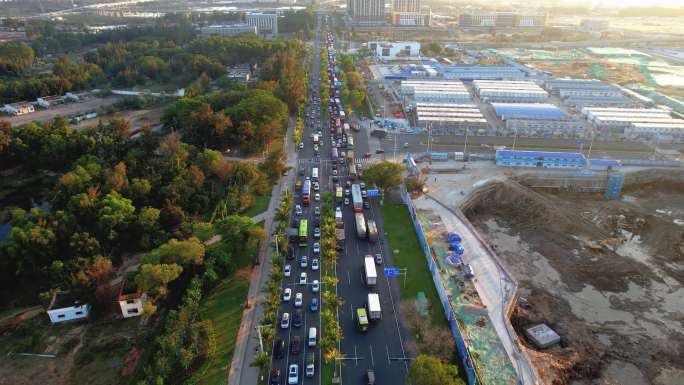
[564,0,684,6]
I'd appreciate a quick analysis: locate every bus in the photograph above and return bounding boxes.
[347,136,354,150]
[302,179,311,206]
[299,219,308,247]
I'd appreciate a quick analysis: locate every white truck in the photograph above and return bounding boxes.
[363,255,377,287]
[313,133,320,145]
[367,293,381,321]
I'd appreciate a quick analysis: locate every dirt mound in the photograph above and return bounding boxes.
[464,177,684,385]
[514,288,606,385]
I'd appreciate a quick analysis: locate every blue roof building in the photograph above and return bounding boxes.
[492,103,567,120]
[496,149,588,169]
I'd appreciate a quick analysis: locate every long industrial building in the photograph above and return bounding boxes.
[492,103,566,120]
[442,66,525,81]
[545,79,654,109]
[400,80,471,104]
[473,80,548,103]
[414,102,489,134]
[581,107,684,142]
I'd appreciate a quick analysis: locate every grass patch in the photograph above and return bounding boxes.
[242,190,272,218]
[381,203,448,328]
[323,362,334,385]
[187,275,250,385]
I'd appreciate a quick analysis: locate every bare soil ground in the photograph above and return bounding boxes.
[72,107,164,132]
[463,171,684,385]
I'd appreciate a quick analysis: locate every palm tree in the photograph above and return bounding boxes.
[251,351,270,373]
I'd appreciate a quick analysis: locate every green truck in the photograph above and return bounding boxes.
[356,308,369,331]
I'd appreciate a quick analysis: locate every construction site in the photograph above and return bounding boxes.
[458,168,684,385]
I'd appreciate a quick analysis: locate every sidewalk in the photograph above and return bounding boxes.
[227,118,297,385]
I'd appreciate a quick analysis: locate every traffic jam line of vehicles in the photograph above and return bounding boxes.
[269,17,325,385]
[272,20,405,385]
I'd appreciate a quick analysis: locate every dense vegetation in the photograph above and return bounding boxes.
[0,15,307,106]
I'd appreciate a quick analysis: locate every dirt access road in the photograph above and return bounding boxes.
[463,170,684,385]
[3,96,121,126]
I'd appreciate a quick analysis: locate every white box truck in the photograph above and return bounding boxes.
[367,293,381,321]
[363,255,377,287]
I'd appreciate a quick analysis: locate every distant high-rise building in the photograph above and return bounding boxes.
[348,0,386,25]
[393,0,420,13]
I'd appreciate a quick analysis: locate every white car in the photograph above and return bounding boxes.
[299,272,307,285]
[314,193,320,201]
[344,197,350,206]
[280,312,290,329]
[295,205,302,216]
[313,182,320,191]
[314,227,321,238]
[282,287,292,302]
[294,292,303,307]
[313,242,320,254]
[299,142,304,149]
[288,364,299,385]
[314,206,320,216]
[284,264,291,277]
[332,169,338,176]
[335,207,342,217]
[311,280,320,293]
[300,255,308,268]
[311,258,319,271]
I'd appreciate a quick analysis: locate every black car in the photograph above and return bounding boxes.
[274,338,285,359]
[363,201,370,209]
[293,309,303,328]
[287,246,295,260]
[290,336,301,355]
[270,368,281,385]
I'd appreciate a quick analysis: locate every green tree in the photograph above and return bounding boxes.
[362,161,404,191]
[407,354,464,385]
[96,191,135,241]
[135,263,183,300]
[142,237,205,266]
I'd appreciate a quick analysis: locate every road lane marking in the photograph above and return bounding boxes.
[369,345,375,367]
[354,345,358,366]
[385,345,390,365]
[347,270,351,285]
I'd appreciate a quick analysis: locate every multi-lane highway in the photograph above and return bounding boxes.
[269,15,325,385]
[269,14,409,385]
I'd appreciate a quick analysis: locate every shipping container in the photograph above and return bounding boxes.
[363,255,377,286]
[367,220,378,243]
[351,184,363,212]
[367,293,381,320]
[355,212,367,239]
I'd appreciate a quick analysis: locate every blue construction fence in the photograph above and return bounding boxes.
[400,186,479,385]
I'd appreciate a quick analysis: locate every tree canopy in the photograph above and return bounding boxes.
[362,161,404,191]
[407,354,465,385]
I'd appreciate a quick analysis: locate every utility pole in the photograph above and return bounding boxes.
[463,127,469,156]
[512,127,518,151]
[393,130,397,162]
[587,131,596,159]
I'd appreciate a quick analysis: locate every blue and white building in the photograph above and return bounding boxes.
[495,150,622,170]
[46,292,91,324]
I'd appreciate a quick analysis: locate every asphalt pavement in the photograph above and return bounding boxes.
[269,15,324,385]
[269,16,409,385]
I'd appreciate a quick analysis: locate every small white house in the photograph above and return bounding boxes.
[46,292,91,324]
[117,282,144,318]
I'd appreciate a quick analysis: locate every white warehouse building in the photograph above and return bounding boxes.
[473,80,548,103]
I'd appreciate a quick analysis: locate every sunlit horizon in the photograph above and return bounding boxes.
[561,0,684,7]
